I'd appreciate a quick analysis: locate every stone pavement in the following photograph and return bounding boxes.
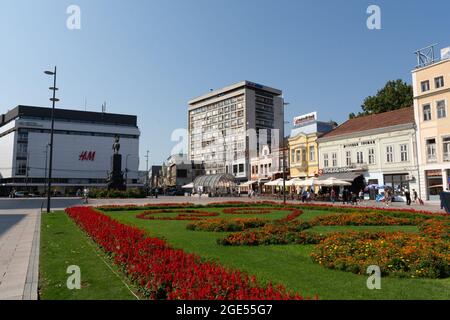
[0,209,40,300]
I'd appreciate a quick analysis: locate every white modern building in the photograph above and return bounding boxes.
[0,105,140,195]
[317,107,420,196]
[188,81,284,181]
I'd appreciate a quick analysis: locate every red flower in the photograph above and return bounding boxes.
[65,206,310,300]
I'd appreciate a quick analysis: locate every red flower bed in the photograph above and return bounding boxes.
[187,218,268,232]
[136,209,219,221]
[66,206,310,300]
[218,221,317,246]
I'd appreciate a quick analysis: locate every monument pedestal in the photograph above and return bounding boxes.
[107,154,126,191]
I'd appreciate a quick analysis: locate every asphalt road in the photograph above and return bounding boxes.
[0,197,83,210]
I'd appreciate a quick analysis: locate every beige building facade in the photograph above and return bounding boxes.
[412,46,450,200]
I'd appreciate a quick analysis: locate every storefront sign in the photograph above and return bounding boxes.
[293,112,317,127]
[323,167,351,174]
[426,170,442,177]
[79,151,96,161]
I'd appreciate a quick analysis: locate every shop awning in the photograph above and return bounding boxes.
[319,171,364,182]
[240,180,258,186]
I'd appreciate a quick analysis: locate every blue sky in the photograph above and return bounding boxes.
[1,0,449,168]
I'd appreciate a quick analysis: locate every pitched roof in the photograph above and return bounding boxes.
[320,107,414,139]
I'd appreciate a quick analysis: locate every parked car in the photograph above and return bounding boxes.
[14,191,28,198]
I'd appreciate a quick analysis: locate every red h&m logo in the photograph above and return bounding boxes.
[79,151,96,161]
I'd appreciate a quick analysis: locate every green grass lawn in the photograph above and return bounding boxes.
[39,211,138,300]
[104,207,450,300]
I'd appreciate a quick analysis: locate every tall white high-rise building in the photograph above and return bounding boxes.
[188,81,284,181]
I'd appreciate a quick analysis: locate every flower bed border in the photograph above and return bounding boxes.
[66,206,312,300]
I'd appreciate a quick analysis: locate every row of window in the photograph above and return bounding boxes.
[190,95,245,116]
[322,145,409,168]
[425,136,450,162]
[422,100,447,121]
[251,163,272,175]
[421,76,445,92]
[290,146,316,163]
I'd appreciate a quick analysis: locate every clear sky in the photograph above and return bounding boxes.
[1,0,449,168]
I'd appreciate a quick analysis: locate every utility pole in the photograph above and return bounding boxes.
[45,66,58,213]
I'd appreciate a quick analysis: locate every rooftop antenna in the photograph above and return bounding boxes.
[414,43,438,68]
[102,101,107,113]
[84,98,87,111]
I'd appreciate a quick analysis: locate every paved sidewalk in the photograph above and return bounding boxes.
[0,209,40,300]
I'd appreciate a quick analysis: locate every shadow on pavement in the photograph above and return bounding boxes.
[0,214,26,237]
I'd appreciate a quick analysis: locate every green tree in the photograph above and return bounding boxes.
[348,79,413,119]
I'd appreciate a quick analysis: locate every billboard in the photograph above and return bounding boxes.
[293,112,317,127]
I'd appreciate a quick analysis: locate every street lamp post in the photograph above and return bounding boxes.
[45,67,59,213]
[282,101,290,205]
[44,144,49,192]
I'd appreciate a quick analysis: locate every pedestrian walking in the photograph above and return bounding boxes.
[405,189,411,206]
[330,189,336,204]
[413,189,418,203]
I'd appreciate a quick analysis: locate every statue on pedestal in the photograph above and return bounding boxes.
[107,135,126,191]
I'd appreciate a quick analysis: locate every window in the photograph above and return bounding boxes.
[309,146,315,162]
[400,144,408,162]
[443,137,450,162]
[356,151,364,164]
[437,100,446,119]
[421,80,430,92]
[386,146,394,163]
[296,149,301,162]
[435,76,444,89]
[323,153,329,168]
[346,151,352,166]
[426,139,436,162]
[291,149,295,163]
[332,153,337,167]
[16,160,27,176]
[368,148,375,164]
[302,149,307,162]
[239,164,244,173]
[423,104,432,121]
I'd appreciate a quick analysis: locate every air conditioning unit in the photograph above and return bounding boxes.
[441,47,450,60]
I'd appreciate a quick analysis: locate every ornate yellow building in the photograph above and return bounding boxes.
[288,112,334,179]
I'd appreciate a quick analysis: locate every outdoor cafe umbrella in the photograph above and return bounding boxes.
[264,178,285,186]
[320,177,352,187]
[284,178,302,187]
[295,177,322,187]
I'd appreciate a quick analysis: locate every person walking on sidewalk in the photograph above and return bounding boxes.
[405,189,412,206]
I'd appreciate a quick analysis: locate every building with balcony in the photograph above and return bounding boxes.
[288,112,334,179]
[412,45,450,200]
[188,81,284,182]
[317,107,419,195]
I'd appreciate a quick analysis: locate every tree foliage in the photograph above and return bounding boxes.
[349,79,413,119]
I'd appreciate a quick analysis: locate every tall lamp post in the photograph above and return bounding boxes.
[45,67,59,213]
[282,101,290,205]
